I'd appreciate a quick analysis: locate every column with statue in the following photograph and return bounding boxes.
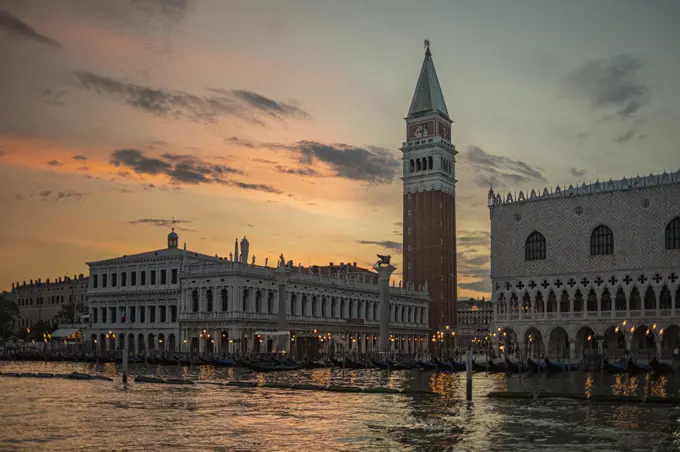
[374,254,396,354]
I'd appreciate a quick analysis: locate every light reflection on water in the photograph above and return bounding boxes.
[1,362,680,451]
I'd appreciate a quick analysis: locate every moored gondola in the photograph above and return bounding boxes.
[448,361,466,372]
[603,360,626,374]
[486,360,507,373]
[544,358,565,374]
[242,361,303,372]
[526,357,546,373]
[649,358,674,375]
[626,359,649,374]
[504,358,527,373]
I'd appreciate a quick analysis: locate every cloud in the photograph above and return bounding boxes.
[0,150,6,158]
[224,136,256,148]
[274,165,320,177]
[462,146,548,188]
[273,141,400,184]
[0,10,61,49]
[73,70,311,127]
[569,168,587,178]
[356,240,402,253]
[128,218,192,230]
[457,230,490,248]
[33,189,88,201]
[130,0,194,22]
[40,88,67,106]
[459,280,491,293]
[77,166,90,171]
[47,160,63,167]
[110,148,281,193]
[72,154,88,161]
[564,54,649,118]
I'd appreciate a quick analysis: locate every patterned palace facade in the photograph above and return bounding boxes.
[489,172,680,361]
[85,231,431,356]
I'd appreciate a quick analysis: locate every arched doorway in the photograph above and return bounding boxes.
[137,333,145,354]
[547,326,568,360]
[168,334,176,353]
[631,324,655,359]
[499,327,518,358]
[524,327,544,359]
[575,326,596,359]
[661,325,680,359]
[190,337,199,356]
[128,334,135,354]
[220,331,229,356]
[158,334,165,353]
[99,333,106,354]
[603,325,624,359]
[147,333,155,352]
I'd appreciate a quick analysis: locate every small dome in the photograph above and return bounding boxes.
[167,228,179,249]
[168,229,178,240]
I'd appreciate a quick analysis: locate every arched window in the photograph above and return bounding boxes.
[421,157,427,171]
[427,156,433,170]
[321,296,327,317]
[409,159,415,173]
[221,289,228,311]
[206,289,213,312]
[525,231,546,261]
[365,301,369,319]
[331,298,336,317]
[590,225,614,255]
[290,294,297,315]
[267,291,274,313]
[373,303,378,320]
[416,159,421,171]
[255,291,262,313]
[666,217,680,250]
[242,288,248,312]
[192,290,199,313]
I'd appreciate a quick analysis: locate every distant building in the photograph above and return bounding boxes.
[454,298,493,350]
[86,230,431,356]
[489,172,680,360]
[11,274,89,331]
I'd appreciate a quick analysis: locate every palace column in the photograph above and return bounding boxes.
[275,267,292,353]
[377,263,396,353]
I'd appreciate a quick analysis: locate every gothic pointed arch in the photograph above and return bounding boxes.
[590,224,614,256]
[525,231,546,261]
[666,216,680,250]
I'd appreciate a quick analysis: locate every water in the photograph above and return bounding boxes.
[2,362,680,451]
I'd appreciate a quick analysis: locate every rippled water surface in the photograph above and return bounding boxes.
[2,361,680,451]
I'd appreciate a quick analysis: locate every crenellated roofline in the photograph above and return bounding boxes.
[488,169,680,208]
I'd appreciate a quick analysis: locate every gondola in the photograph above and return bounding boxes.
[417,360,437,371]
[486,360,507,373]
[472,361,487,372]
[526,357,546,373]
[544,358,565,374]
[504,358,527,373]
[433,359,454,371]
[242,361,303,372]
[392,360,417,370]
[649,358,674,375]
[212,358,234,367]
[448,361,466,372]
[626,359,649,374]
[603,360,626,374]
[371,359,392,370]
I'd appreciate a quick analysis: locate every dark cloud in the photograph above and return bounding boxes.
[459,280,491,293]
[564,54,649,119]
[273,141,400,184]
[128,218,192,230]
[221,180,282,194]
[463,146,548,189]
[456,231,489,248]
[72,154,88,161]
[130,0,193,22]
[356,240,402,253]
[40,88,67,106]
[275,165,320,177]
[47,160,63,167]
[77,166,90,171]
[73,70,311,127]
[0,10,61,49]
[224,136,256,148]
[569,168,587,178]
[33,189,88,201]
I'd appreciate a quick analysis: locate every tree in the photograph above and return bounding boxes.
[27,320,56,342]
[0,294,19,338]
[55,302,88,325]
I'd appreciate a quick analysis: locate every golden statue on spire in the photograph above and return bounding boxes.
[424,39,430,52]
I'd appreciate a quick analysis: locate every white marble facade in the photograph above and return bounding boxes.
[488,172,680,361]
[180,261,430,356]
[85,231,431,355]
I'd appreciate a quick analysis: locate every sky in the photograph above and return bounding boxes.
[1,0,679,299]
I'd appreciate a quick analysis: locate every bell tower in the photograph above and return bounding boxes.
[402,40,458,332]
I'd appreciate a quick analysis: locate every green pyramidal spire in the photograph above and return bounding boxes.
[408,42,449,118]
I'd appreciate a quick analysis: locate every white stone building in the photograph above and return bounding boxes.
[489,171,680,361]
[453,298,493,350]
[86,230,431,356]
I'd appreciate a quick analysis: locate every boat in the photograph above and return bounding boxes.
[526,357,546,373]
[649,358,673,375]
[242,361,303,372]
[626,359,649,374]
[448,361,466,371]
[486,360,507,373]
[417,360,437,371]
[471,361,487,372]
[370,359,392,370]
[212,358,234,367]
[504,358,527,373]
[433,359,454,371]
[603,360,626,374]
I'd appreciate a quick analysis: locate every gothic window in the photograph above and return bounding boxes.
[525,231,546,261]
[221,289,228,311]
[206,289,213,312]
[427,156,433,170]
[590,225,614,256]
[666,217,680,250]
[409,159,415,173]
[192,290,199,313]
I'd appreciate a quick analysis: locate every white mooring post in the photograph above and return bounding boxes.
[466,349,473,401]
[122,345,129,385]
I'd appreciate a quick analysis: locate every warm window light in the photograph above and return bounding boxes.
[630,327,635,333]
[660,328,664,335]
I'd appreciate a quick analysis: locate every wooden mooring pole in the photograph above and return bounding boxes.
[122,345,129,385]
[466,349,473,401]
